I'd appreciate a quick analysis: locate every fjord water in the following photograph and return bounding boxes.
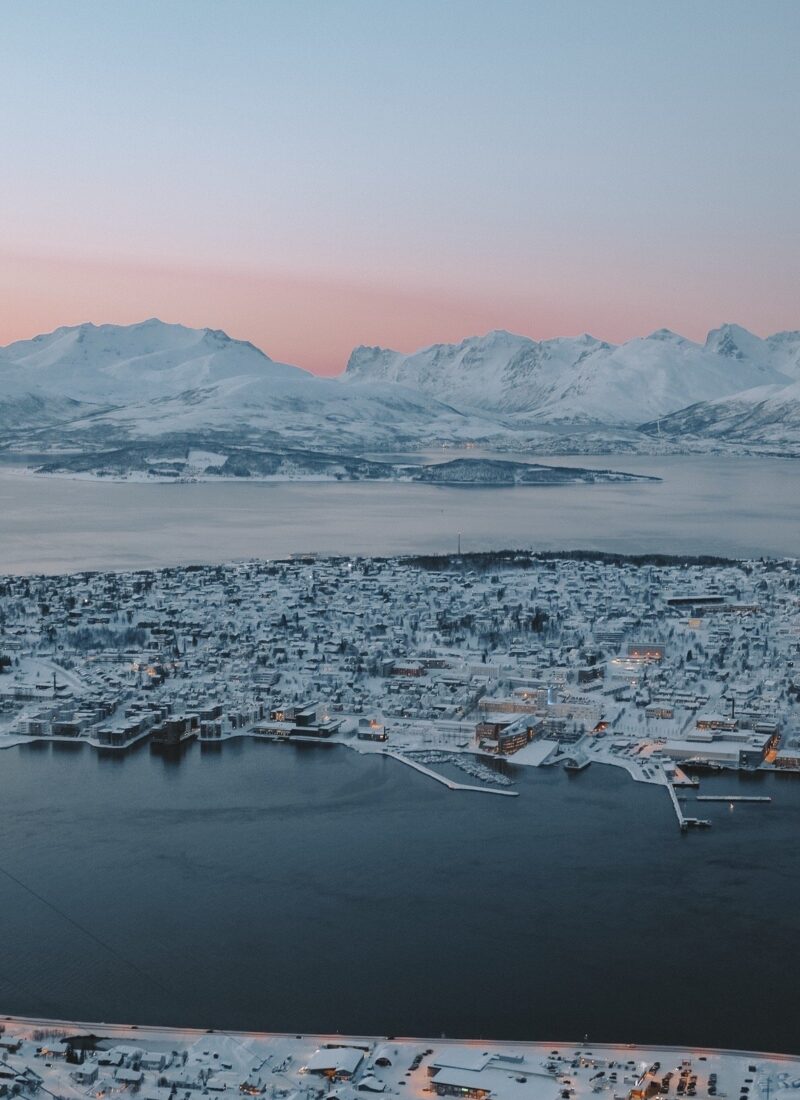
[0,455,798,573]
[1,738,799,1052]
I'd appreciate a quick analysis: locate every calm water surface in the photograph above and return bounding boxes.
[0,739,798,1051]
[0,455,798,573]
[2,455,797,1048]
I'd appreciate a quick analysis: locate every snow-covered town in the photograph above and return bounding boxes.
[1,1017,800,1100]
[1,552,798,829]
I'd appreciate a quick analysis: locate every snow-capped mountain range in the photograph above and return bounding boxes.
[1,318,799,457]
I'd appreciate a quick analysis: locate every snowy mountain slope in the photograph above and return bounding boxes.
[54,371,506,450]
[641,378,800,446]
[345,327,792,425]
[0,376,99,431]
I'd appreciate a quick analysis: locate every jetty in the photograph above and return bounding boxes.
[666,780,711,831]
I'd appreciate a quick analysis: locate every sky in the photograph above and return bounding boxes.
[1,0,799,375]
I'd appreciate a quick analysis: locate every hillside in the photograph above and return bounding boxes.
[641,378,800,447]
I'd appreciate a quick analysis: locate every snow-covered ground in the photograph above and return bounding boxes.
[1,1013,799,1100]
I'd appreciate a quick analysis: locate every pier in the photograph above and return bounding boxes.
[385,750,518,796]
[696,795,771,803]
[666,780,688,830]
[666,779,711,831]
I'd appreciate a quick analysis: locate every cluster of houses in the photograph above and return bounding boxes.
[0,554,797,779]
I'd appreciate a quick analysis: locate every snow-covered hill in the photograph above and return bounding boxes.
[0,318,309,403]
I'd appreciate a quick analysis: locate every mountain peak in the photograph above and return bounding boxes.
[477,329,528,346]
[767,329,800,344]
[646,328,685,342]
[704,323,762,359]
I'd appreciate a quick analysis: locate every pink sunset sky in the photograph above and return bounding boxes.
[2,1,798,375]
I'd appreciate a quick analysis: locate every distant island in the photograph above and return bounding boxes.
[29,445,660,485]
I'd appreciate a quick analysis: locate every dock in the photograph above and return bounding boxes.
[696,795,771,803]
[385,751,518,796]
[666,781,688,830]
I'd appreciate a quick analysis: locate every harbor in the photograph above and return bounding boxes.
[385,750,519,796]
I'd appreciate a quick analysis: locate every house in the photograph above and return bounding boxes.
[164,1074,201,1091]
[36,1040,69,1058]
[358,1078,385,1093]
[116,1069,144,1085]
[72,1064,99,1086]
[97,1050,124,1067]
[357,719,387,742]
[140,1051,168,1071]
[305,1048,365,1079]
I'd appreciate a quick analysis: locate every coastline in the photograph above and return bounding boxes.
[1,1012,800,1073]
